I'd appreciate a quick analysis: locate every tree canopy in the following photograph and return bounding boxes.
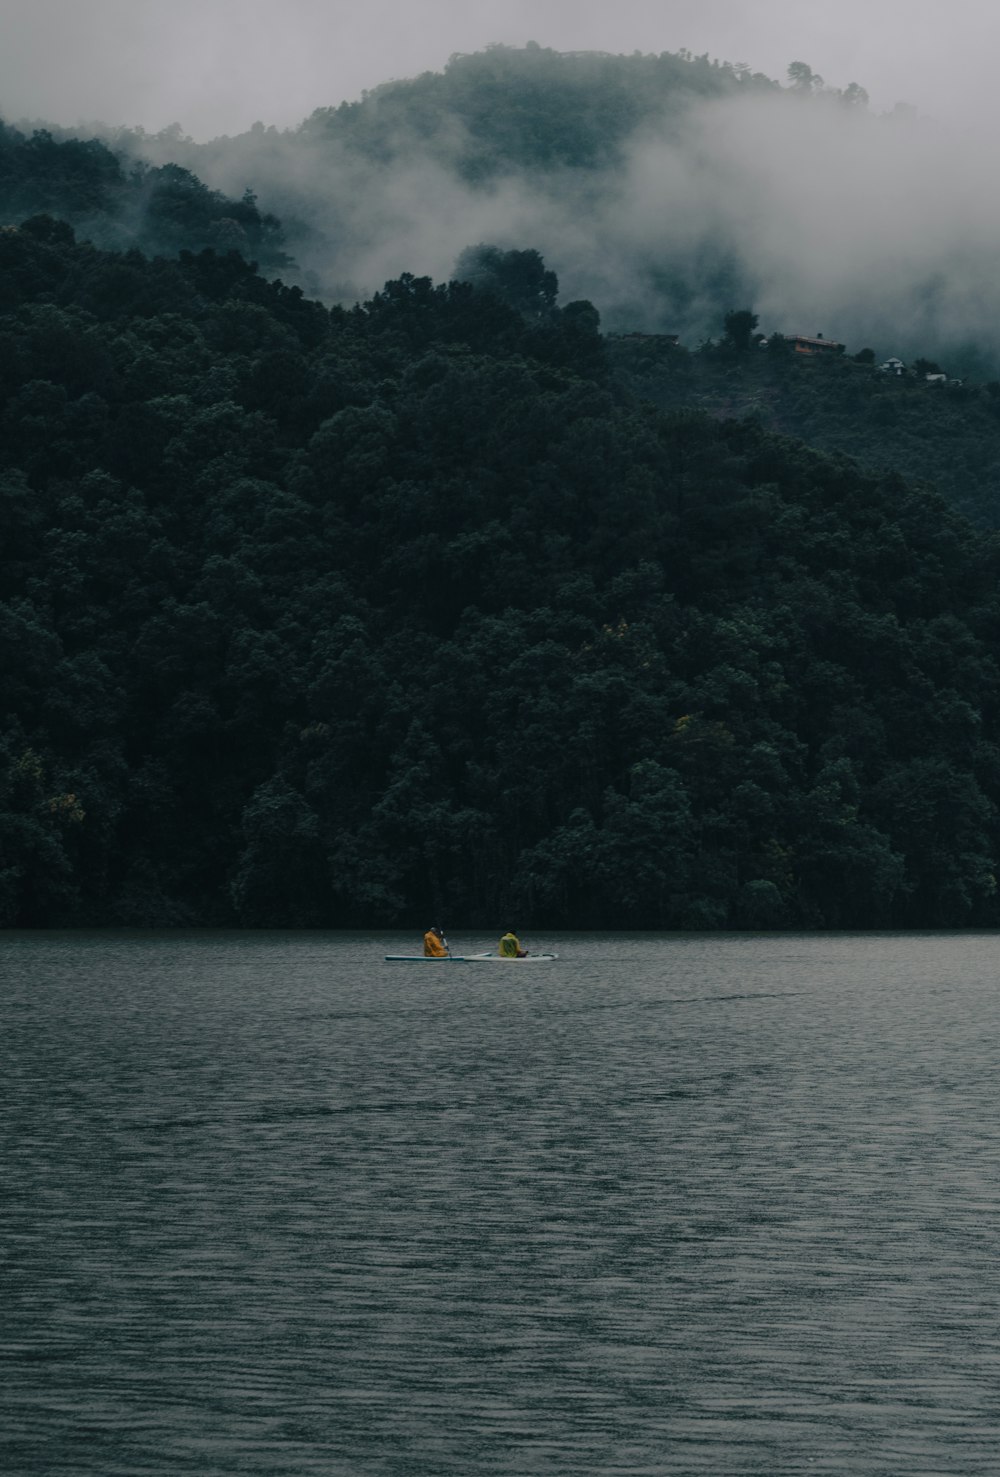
[609,328,1000,527]
[2,224,1000,930]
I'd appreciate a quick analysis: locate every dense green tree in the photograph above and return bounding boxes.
[453,245,559,320]
[840,83,870,108]
[722,308,759,353]
[787,61,823,93]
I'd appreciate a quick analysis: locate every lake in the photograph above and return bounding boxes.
[4,930,1000,1474]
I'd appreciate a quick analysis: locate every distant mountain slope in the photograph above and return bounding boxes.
[100,44,773,314]
[299,43,776,177]
[14,44,1000,373]
[92,44,1000,373]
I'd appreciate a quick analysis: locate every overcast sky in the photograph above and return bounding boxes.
[0,0,996,138]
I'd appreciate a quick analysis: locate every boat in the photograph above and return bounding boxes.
[384,954,471,961]
[384,952,558,963]
[465,952,558,962]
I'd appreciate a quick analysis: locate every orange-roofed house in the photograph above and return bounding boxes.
[786,333,845,355]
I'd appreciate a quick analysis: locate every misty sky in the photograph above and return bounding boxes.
[1,0,997,138]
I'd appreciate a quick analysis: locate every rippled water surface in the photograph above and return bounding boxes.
[5,930,1000,1474]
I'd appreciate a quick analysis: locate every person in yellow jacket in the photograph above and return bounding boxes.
[423,926,449,957]
[498,930,528,958]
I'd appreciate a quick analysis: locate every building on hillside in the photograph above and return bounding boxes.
[785,333,845,356]
[877,358,906,376]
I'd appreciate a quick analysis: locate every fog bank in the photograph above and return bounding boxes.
[107,51,1000,370]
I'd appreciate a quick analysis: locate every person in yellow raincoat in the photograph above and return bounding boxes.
[498,930,527,958]
[423,926,449,957]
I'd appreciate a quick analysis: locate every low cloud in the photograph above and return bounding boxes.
[25,39,1000,372]
[139,77,999,369]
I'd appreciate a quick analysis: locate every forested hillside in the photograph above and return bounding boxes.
[3,223,1000,930]
[0,122,291,271]
[9,122,1000,527]
[611,333,1000,527]
[94,43,1000,374]
[89,44,776,321]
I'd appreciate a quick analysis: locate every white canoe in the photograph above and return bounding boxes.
[384,953,558,963]
[466,952,557,962]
